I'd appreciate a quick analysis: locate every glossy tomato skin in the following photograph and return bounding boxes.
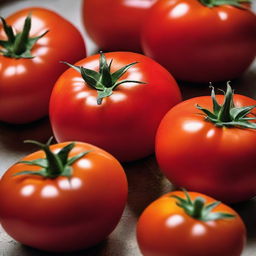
[156,95,256,203]
[83,0,157,52]
[137,191,246,256]
[0,142,128,252]
[142,0,256,82]
[50,52,181,162]
[0,8,86,124]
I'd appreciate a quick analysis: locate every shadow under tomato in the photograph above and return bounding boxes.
[178,79,235,101]
[5,239,111,256]
[177,61,256,101]
[0,117,54,174]
[124,155,175,218]
[232,197,256,240]
[0,117,53,153]
[234,67,256,99]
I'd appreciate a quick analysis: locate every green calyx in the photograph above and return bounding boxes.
[14,138,90,179]
[196,82,256,129]
[171,190,235,221]
[63,52,145,105]
[0,14,48,59]
[199,0,251,8]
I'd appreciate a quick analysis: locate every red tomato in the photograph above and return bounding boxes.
[83,0,157,52]
[49,52,181,162]
[156,84,256,203]
[142,0,256,82]
[0,7,86,124]
[137,191,246,256]
[0,140,128,252]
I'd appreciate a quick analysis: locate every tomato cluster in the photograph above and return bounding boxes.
[82,0,157,52]
[0,0,256,255]
[141,0,256,82]
[84,0,256,82]
[137,191,246,256]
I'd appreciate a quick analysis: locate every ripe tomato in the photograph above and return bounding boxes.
[0,7,86,124]
[0,139,128,252]
[142,0,256,82]
[156,84,256,203]
[82,0,157,52]
[49,52,181,162]
[137,191,246,256]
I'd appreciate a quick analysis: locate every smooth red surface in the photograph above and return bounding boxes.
[83,0,157,52]
[50,52,181,162]
[0,7,86,124]
[0,142,128,252]
[137,191,246,256]
[142,0,256,82]
[156,94,256,203]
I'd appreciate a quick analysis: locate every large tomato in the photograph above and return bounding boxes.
[82,0,157,52]
[156,84,256,203]
[49,52,181,162]
[137,190,246,256]
[142,0,256,82]
[0,7,86,124]
[0,139,128,252]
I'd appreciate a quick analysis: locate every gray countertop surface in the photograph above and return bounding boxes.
[0,1,256,255]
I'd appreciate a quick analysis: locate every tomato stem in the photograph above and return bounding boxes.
[12,14,31,55]
[27,138,64,177]
[216,84,233,122]
[199,0,251,9]
[171,190,235,221]
[62,52,146,105]
[192,197,205,219]
[13,138,90,179]
[0,14,48,59]
[196,82,256,129]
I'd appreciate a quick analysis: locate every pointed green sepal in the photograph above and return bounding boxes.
[99,52,113,87]
[210,86,221,115]
[18,159,48,168]
[197,82,256,129]
[13,170,48,177]
[217,83,233,122]
[12,14,32,55]
[67,151,91,165]
[230,105,256,121]
[196,104,218,120]
[63,52,146,105]
[0,17,15,43]
[81,67,103,90]
[199,0,251,9]
[14,138,91,179]
[111,62,139,84]
[0,14,48,59]
[61,166,72,177]
[61,61,81,73]
[113,79,146,89]
[215,121,256,129]
[57,143,75,166]
[171,190,235,222]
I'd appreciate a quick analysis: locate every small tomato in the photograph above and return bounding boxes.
[137,190,246,256]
